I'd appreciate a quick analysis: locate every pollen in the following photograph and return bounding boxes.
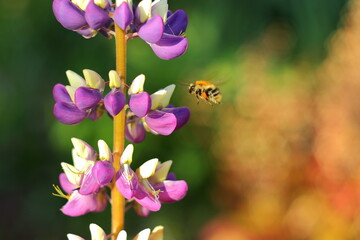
[52,184,70,200]
[142,179,161,200]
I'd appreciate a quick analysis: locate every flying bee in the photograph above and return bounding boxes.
[188,80,222,105]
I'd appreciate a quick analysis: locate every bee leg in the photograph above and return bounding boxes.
[196,95,200,104]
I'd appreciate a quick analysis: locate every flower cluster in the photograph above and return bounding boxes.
[125,74,190,143]
[53,70,190,143]
[52,0,188,60]
[53,69,125,125]
[53,138,114,216]
[54,139,188,217]
[116,144,188,217]
[67,223,164,240]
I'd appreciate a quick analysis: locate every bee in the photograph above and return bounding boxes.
[188,80,222,105]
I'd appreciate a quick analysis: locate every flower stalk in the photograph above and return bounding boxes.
[111,24,127,240]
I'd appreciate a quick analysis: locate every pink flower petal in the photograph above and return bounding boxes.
[145,110,177,135]
[138,15,164,43]
[129,92,151,118]
[155,180,188,203]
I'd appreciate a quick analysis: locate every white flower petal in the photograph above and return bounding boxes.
[72,0,91,10]
[150,89,166,109]
[109,70,122,89]
[67,233,85,240]
[138,158,158,179]
[94,0,107,8]
[133,228,151,240]
[149,225,164,240]
[83,69,105,91]
[151,160,172,183]
[65,86,77,102]
[151,0,168,22]
[66,70,86,88]
[71,149,89,171]
[71,138,95,160]
[137,0,152,23]
[90,223,107,240]
[120,144,134,165]
[161,84,175,107]
[61,162,81,185]
[128,74,145,95]
[98,139,112,161]
[116,230,128,240]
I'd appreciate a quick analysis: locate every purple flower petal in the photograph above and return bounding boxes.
[125,120,146,143]
[138,15,164,43]
[155,180,188,203]
[54,102,87,125]
[74,87,102,111]
[52,0,87,30]
[129,92,151,118]
[165,10,188,36]
[88,104,104,121]
[166,172,176,181]
[145,110,177,135]
[79,172,100,195]
[53,84,72,103]
[162,106,190,130]
[61,190,107,216]
[92,161,114,186]
[85,0,111,30]
[133,202,151,217]
[59,173,77,194]
[116,165,139,199]
[150,34,188,60]
[114,2,133,30]
[134,187,161,212]
[76,26,96,38]
[104,89,126,117]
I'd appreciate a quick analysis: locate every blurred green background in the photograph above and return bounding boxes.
[0,0,354,239]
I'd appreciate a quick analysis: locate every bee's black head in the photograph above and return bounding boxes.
[189,84,195,94]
